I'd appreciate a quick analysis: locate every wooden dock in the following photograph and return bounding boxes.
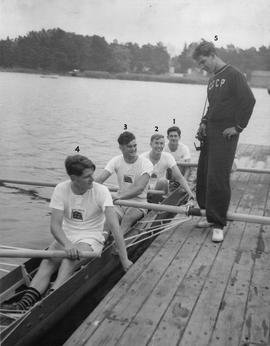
[65,144,270,346]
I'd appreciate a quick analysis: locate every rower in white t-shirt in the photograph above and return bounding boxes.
[96,131,153,235]
[141,133,194,200]
[164,126,191,180]
[1,155,132,312]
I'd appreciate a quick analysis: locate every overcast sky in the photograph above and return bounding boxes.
[0,0,269,54]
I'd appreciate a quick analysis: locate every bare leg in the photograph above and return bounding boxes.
[120,207,144,235]
[51,242,95,290]
[30,242,62,295]
[103,209,121,238]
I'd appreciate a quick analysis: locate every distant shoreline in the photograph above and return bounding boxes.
[0,67,266,89]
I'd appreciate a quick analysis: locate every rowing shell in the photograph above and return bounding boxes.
[0,187,188,346]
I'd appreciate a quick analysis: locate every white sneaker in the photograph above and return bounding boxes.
[196,219,214,228]
[212,228,224,242]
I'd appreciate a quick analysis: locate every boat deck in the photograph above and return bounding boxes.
[66,143,270,346]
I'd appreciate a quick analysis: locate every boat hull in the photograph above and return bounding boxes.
[0,188,188,346]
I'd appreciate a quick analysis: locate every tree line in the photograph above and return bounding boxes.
[172,42,270,77]
[0,28,269,75]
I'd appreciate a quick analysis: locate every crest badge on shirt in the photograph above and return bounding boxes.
[123,174,134,183]
[71,209,85,221]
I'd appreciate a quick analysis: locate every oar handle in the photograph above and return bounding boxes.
[114,200,270,225]
[0,249,99,259]
[114,199,188,213]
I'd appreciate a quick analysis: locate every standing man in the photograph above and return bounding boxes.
[95,131,153,235]
[192,40,255,242]
[164,126,191,180]
[141,133,195,199]
[2,155,132,311]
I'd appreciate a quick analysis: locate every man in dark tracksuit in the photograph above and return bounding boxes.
[192,41,255,242]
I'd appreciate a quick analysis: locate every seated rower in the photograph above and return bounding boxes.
[141,133,195,200]
[2,155,132,312]
[164,126,192,188]
[95,131,153,235]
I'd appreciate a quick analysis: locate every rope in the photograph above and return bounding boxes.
[0,311,26,319]
[132,221,178,234]
[137,217,178,224]
[0,268,10,273]
[0,307,28,314]
[127,216,188,239]
[0,261,21,274]
[0,262,19,267]
[126,215,191,248]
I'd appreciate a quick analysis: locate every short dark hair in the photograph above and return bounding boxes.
[192,40,216,60]
[167,126,181,136]
[150,133,164,142]
[117,131,136,145]
[65,155,96,176]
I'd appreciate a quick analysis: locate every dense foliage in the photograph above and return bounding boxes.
[173,42,270,75]
[0,28,170,74]
[0,28,269,75]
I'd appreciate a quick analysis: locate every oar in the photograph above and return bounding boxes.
[0,179,164,195]
[179,162,270,174]
[0,249,100,259]
[114,200,270,225]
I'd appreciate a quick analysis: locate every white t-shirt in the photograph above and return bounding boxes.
[164,142,191,163]
[140,151,176,181]
[105,155,153,201]
[49,181,113,244]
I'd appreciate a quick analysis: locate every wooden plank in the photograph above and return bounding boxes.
[153,223,247,346]
[208,180,268,345]
[240,252,270,346]
[211,169,270,346]
[177,241,245,345]
[65,217,193,346]
[115,222,210,346]
[83,319,129,346]
[249,145,270,185]
[236,144,256,183]
[261,193,270,253]
[257,145,270,185]
[169,171,261,345]
[149,171,247,346]
[147,229,222,346]
[105,223,195,322]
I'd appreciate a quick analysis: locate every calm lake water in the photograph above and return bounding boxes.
[0,71,269,255]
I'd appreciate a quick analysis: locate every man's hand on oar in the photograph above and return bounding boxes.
[64,244,81,260]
